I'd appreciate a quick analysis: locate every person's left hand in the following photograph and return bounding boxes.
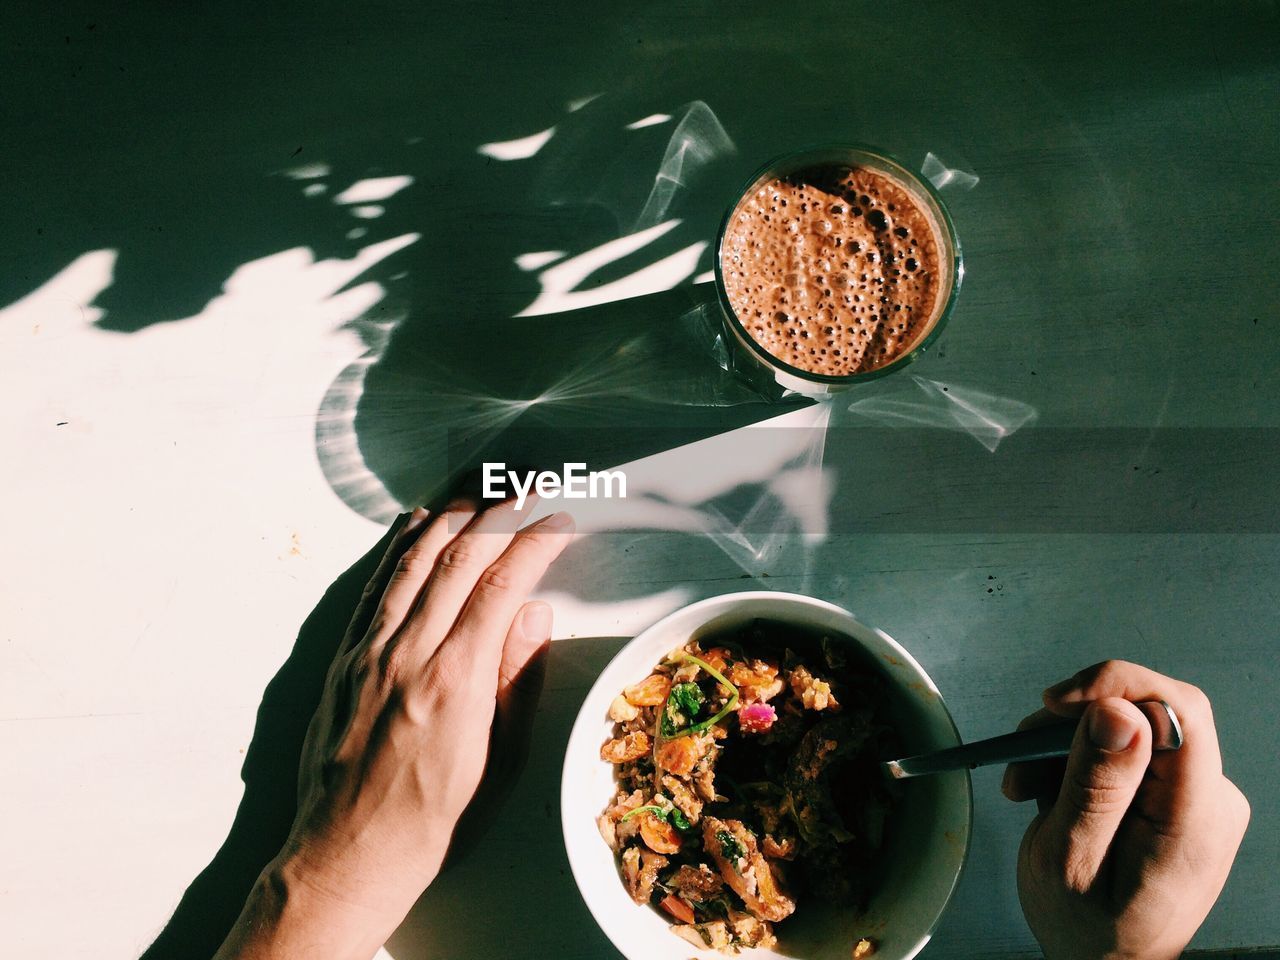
[216,499,574,960]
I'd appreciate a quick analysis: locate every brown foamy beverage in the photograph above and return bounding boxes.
[715,147,960,393]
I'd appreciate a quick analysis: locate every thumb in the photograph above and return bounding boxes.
[1039,697,1152,892]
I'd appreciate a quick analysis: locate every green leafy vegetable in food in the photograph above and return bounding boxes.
[622,800,693,832]
[622,804,664,822]
[671,682,705,719]
[716,829,745,862]
[660,654,740,739]
[661,681,706,737]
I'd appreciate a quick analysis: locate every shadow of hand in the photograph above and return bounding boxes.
[140,518,624,960]
[140,524,397,959]
[388,637,628,960]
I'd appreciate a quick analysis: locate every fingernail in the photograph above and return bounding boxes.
[537,511,575,531]
[401,507,429,533]
[1087,704,1141,752]
[1043,674,1082,700]
[444,493,478,512]
[519,602,554,643]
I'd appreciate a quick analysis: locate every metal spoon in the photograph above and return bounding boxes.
[881,699,1183,780]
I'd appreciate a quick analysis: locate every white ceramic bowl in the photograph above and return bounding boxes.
[561,591,971,960]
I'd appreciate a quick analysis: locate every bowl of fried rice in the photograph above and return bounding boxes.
[561,591,970,960]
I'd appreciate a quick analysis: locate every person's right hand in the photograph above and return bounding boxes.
[1003,660,1250,960]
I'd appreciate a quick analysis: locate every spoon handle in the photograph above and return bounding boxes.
[882,700,1182,780]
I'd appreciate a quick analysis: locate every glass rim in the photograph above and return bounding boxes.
[712,142,964,386]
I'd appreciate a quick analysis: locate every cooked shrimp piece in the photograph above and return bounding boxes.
[639,811,683,854]
[702,646,733,672]
[624,674,672,706]
[654,731,712,777]
[702,817,796,923]
[729,658,785,704]
[728,658,774,686]
[600,731,651,763]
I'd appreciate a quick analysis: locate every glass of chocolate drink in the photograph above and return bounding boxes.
[714,145,961,396]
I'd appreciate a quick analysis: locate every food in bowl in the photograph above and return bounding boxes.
[595,619,900,954]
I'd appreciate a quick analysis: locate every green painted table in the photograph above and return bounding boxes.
[3,2,1276,957]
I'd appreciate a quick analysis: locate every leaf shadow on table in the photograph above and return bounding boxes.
[49,2,1275,955]
[324,283,816,525]
[289,0,1280,544]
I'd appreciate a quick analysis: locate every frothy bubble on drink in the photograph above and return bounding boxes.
[720,164,945,377]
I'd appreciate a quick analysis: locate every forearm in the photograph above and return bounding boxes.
[213,856,396,960]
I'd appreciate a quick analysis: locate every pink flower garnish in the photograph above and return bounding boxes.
[738,702,777,734]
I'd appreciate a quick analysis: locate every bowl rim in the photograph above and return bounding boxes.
[560,590,973,960]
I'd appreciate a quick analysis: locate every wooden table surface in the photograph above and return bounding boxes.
[3,2,1277,958]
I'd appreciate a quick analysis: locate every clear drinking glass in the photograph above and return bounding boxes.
[712,144,963,397]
